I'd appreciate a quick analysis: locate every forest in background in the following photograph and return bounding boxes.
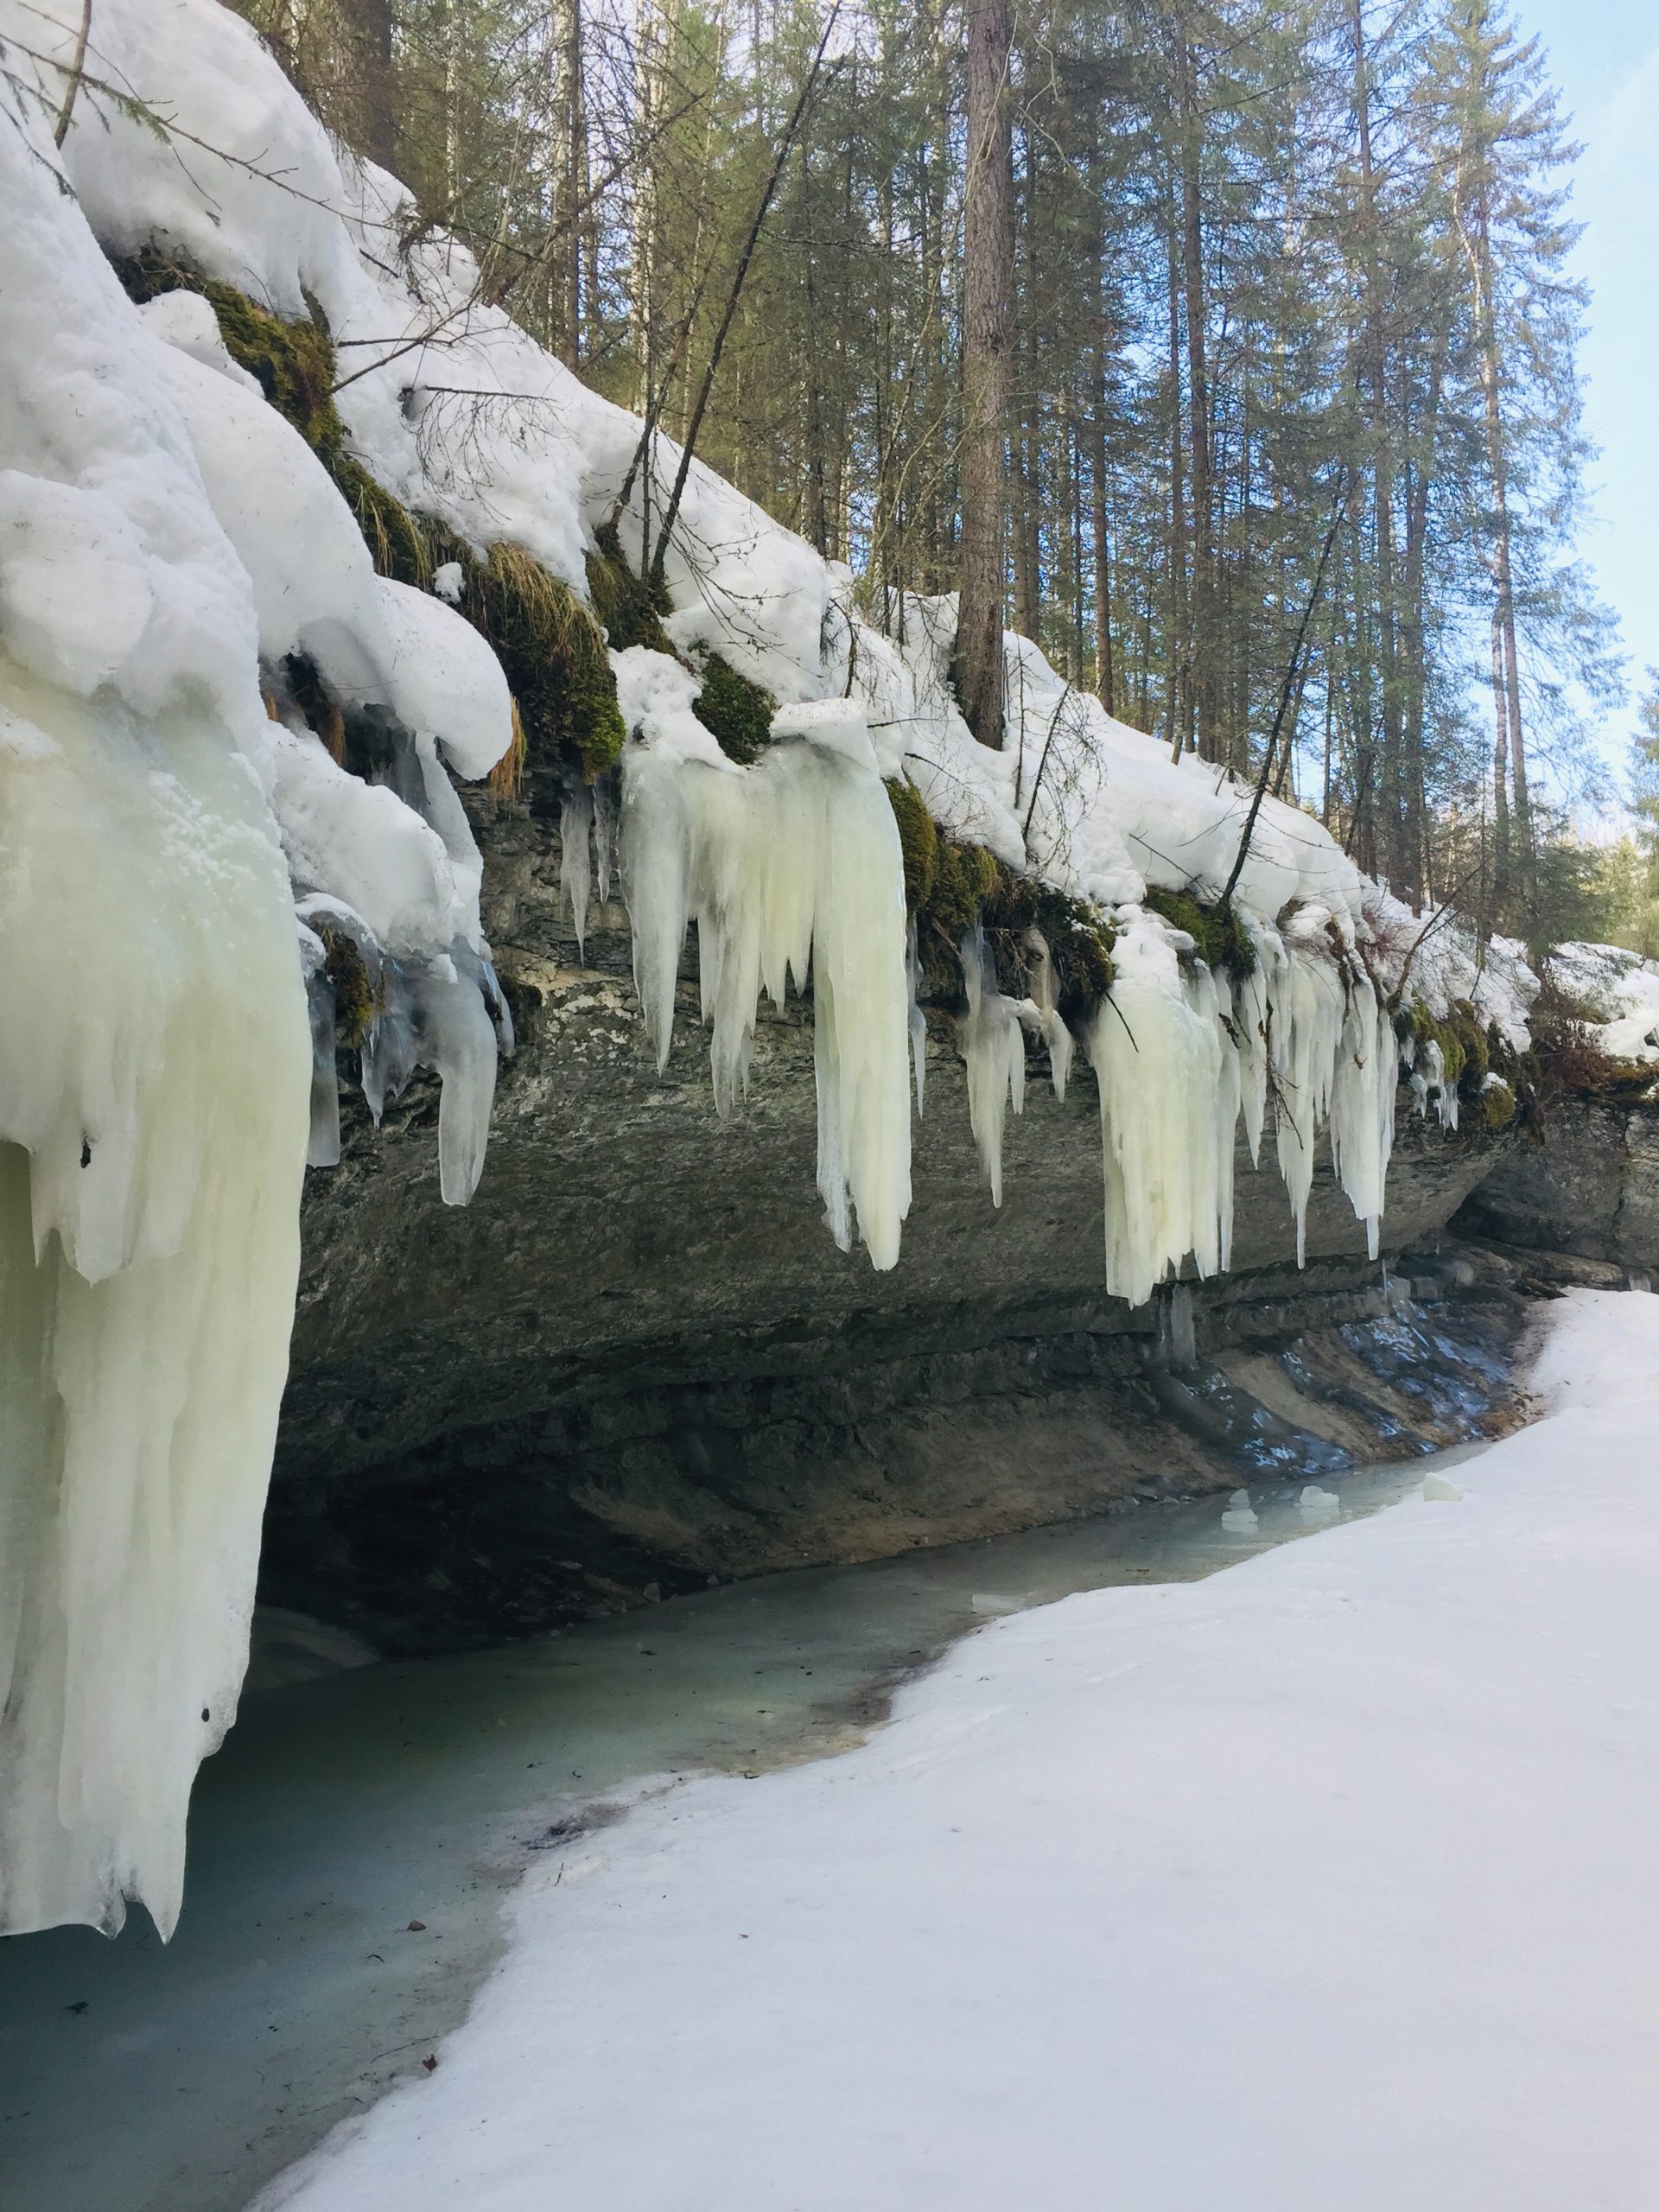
[236,0,1659,954]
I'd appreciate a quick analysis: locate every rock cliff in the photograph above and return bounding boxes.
[270,802,1528,1649]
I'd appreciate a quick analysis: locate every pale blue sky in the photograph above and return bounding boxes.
[1515,0,1658,794]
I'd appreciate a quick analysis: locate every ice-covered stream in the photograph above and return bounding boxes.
[0,1435,1490,2212]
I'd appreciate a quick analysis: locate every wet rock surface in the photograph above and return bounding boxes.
[1453,1095,1659,1279]
[270,801,1529,1649]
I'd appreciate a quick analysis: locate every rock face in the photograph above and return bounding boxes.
[1453,1096,1659,1278]
[269,799,1525,1648]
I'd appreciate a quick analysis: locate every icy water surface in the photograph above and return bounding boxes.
[0,1440,1487,2212]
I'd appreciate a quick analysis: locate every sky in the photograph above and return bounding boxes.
[1514,0,1659,795]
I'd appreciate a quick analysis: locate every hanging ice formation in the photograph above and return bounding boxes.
[0,92,314,1938]
[613,660,912,1269]
[0,14,526,1936]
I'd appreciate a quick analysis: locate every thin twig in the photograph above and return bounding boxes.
[51,0,90,145]
[646,3,843,588]
[1219,469,1350,914]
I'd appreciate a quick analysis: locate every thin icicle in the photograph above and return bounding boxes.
[958,925,1027,1207]
[1023,927,1074,1102]
[594,775,619,904]
[906,916,927,1116]
[299,926,341,1168]
[560,783,594,958]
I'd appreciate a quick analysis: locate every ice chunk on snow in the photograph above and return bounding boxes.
[1300,1484,1342,1524]
[1422,1472,1465,1503]
[270,725,470,952]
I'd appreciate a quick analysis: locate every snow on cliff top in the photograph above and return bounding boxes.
[5,0,1531,1042]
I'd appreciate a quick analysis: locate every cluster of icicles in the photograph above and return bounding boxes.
[945,893,1396,1308]
[292,715,514,1208]
[568,679,1402,1312]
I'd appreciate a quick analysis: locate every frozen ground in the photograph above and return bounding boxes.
[0,1431,1471,2212]
[259,1290,1659,2212]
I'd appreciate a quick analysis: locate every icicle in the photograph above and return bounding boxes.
[593,775,619,904]
[906,916,927,1116]
[958,925,1027,1206]
[620,749,693,1075]
[415,950,499,1205]
[560,782,594,957]
[1024,928,1074,1102]
[1083,918,1236,1307]
[1232,945,1273,1168]
[1329,979,1396,1259]
[299,928,341,1168]
[617,687,912,1268]
[0,674,309,1940]
[1264,917,1348,1268]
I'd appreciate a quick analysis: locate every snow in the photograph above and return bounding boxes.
[0,73,310,1937]
[1548,940,1659,1063]
[257,1291,1659,2211]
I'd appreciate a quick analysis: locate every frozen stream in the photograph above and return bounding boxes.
[0,1443,1488,2212]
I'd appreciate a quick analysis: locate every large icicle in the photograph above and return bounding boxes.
[1083,918,1237,1308]
[0,83,311,1938]
[616,663,912,1269]
[0,676,308,1939]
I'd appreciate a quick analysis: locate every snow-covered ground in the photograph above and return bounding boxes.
[259,1289,1659,2212]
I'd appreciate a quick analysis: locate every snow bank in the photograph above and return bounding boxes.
[0,72,310,1937]
[1548,941,1659,1063]
[255,1290,1659,2211]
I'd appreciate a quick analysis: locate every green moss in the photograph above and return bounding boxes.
[692,653,777,766]
[330,454,433,588]
[428,535,626,782]
[982,871,1117,1010]
[585,522,674,655]
[1481,1078,1518,1129]
[927,838,1003,943]
[114,248,345,461]
[1447,1000,1491,1089]
[1399,1003,1466,1088]
[884,777,938,912]
[316,920,375,1044]
[1141,885,1257,982]
[892,798,1116,1014]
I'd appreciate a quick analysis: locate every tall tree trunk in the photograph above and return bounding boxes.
[1087,106,1116,714]
[1164,190,1187,756]
[1350,0,1408,895]
[1491,611,1512,906]
[349,0,397,172]
[956,0,1013,749]
[1174,12,1215,761]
